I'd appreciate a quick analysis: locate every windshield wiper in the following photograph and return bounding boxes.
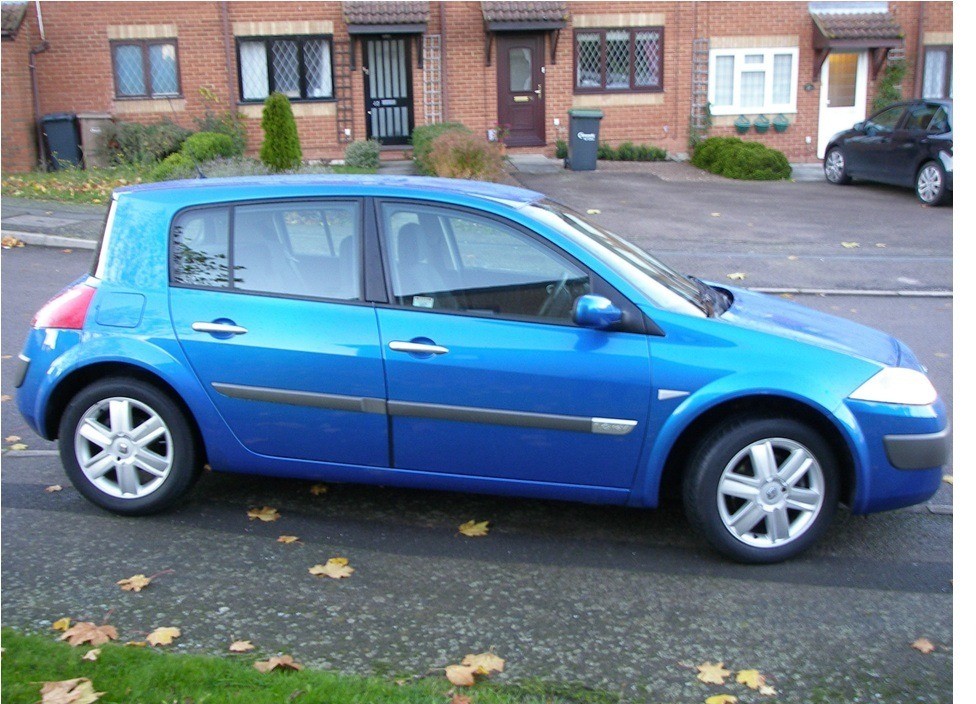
[688,276,715,317]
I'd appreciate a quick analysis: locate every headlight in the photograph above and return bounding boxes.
[849,367,938,406]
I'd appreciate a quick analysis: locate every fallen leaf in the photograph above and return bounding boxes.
[705,696,738,704]
[461,652,505,675]
[247,506,280,522]
[117,574,152,592]
[62,249,73,254]
[39,677,103,704]
[911,637,935,654]
[875,243,887,248]
[445,664,477,687]
[146,626,181,646]
[124,641,147,647]
[1,395,11,402]
[449,695,473,704]
[759,684,778,696]
[9,443,28,451]
[726,273,746,281]
[696,661,732,685]
[586,208,601,215]
[5,435,20,442]
[45,485,64,493]
[309,557,354,579]
[229,640,256,652]
[60,622,118,647]
[1,236,25,249]
[254,655,303,673]
[710,212,721,217]
[458,520,490,537]
[787,255,798,261]
[736,669,769,690]
[943,475,953,485]
[81,648,101,662]
[277,535,300,544]
[309,483,328,496]
[52,617,72,632]
[841,241,860,249]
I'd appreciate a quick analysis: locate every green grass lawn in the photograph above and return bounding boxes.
[0,628,617,704]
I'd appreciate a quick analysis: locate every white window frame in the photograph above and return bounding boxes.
[707,47,799,116]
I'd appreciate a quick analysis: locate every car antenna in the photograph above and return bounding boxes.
[165,96,206,179]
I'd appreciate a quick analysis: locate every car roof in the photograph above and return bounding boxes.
[114,174,545,210]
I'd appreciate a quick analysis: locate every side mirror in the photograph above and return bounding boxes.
[853,121,865,131]
[573,294,622,329]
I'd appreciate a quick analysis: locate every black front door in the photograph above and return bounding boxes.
[496,33,546,147]
[363,36,413,146]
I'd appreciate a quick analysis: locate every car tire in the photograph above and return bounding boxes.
[59,377,201,515]
[823,147,851,184]
[915,161,949,206]
[683,416,839,564]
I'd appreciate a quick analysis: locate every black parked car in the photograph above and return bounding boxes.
[823,99,952,206]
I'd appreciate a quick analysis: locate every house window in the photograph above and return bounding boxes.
[708,47,799,115]
[574,28,663,92]
[237,36,334,102]
[111,40,181,98]
[922,46,952,100]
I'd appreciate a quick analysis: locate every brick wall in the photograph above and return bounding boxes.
[1,6,39,172]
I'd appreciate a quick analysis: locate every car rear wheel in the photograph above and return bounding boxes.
[59,377,201,515]
[823,147,851,184]
[683,417,839,563]
[915,161,949,206]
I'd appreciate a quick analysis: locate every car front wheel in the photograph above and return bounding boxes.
[823,147,851,184]
[59,377,201,515]
[683,417,839,563]
[915,161,949,206]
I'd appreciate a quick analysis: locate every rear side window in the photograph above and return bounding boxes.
[172,207,231,287]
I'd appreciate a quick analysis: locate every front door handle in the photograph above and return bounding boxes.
[534,83,542,97]
[389,340,449,355]
[192,321,248,336]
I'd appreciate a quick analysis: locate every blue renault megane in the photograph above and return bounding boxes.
[14,176,949,563]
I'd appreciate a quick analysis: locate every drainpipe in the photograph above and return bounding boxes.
[220,1,236,108]
[913,1,925,98]
[29,0,50,170]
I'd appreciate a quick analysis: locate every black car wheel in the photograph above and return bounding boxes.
[915,161,949,206]
[823,147,851,184]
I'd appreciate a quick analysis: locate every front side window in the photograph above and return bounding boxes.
[238,36,334,101]
[865,105,906,133]
[922,46,952,100]
[381,203,590,323]
[708,47,798,115]
[111,40,181,98]
[574,28,663,92]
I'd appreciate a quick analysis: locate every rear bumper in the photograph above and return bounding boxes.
[884,426,951,470]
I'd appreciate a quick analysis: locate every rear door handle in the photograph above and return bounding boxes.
[389,340,449,355]
[192,321,248,336]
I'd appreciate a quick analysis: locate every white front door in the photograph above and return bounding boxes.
[817,51,868,158]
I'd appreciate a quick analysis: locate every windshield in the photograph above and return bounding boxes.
[524,200,708,316]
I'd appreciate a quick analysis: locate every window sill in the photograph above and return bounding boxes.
[572,93,665,108]
[710,108,797,118]
[112,97,186,114]
[238,102,337,118]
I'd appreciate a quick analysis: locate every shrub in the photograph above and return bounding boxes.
[193,110,247,156]
[104,120,191,165]
[555,139,568,160]
[427,131,504,181]
[872,60,907,113]
[259,92,302,172]
[636,144,667,161]
[344,139,381,170]
[597,142,616,161]
[149,152,195,182]
[410,122,470,175]
[691,137,791,180]
[616,142,638,161]
[182,132,237,163]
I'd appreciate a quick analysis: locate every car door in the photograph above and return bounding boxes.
[373,199,652,490]
[168,199,389,467]
[843,105,908,183]
[886,102,942,186]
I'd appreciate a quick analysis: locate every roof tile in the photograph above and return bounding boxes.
[342,2,429,26]
[811,11,903,41]
[481,1,567,23]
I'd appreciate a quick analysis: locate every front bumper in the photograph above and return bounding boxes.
[884,426,951,470]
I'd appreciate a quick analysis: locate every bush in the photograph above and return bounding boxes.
[104,120,191,165]
[691,136,791,180]
[427,131,504,181]
[182,132,237,163]
[344,140,381,170]
[193,110,247,156]
[410,122,470,175]
[555,140,568,160]
[597,142,616,161]
[260,92,302,172]
[149,152,195,182]
[595,141,667,162]
[636,144,667,161]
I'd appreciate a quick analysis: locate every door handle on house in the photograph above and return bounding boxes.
[389,340,450,355]
[534,84,542,97]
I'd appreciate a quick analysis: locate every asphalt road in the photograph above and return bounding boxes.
[1,241,952,703]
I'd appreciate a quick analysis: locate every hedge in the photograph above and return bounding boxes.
[691,137,791,180]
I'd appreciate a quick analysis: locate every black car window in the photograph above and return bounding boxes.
[927,106,950,135]
[904,103,939,131]
[865,105,906,134]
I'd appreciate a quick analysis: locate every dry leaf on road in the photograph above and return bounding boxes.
[726,273,746,281]
[1,236,25,249]
[9,443,28,451]
[310,483,329,496]
[943,475,953,485]
[696,661,732,685]
[146,626,181,646]
[81,649,101,662]
[60,622,118,647]
[461,652,505,675]
[911,637,936,654]
[458,520,490,537]
[445,665,477,687]
[309,557,354,579]
[254,655,303,673]
[277,535,300,544]
[117,574,152,592]
[5,435,20,442]
[45,485,64,493]
[229,640,256,652]
[39,677,103,704]
[52,617,72,632]
[247,506,280,522]
[841,241,860,249]
[705,696,738,704]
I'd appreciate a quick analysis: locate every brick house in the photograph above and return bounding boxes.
[1,1,953,173]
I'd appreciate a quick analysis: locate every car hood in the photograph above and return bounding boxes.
[718,286,901,367]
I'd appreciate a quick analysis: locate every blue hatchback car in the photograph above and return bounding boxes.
[15,176,949,563]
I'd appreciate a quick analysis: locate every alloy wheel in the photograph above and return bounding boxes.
[824,149,845,182]
[916,164,943,203]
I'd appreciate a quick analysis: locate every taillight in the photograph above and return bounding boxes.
[31,284,96,330]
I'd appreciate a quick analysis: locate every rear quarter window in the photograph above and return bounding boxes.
[171,207,231,287]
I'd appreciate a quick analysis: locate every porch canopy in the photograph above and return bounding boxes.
[481,1,567,64]
[343,1,429,35]
[810,6,904,80]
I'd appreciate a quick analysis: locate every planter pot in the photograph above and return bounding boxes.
[753,115,770,134]
[734,116,751,135]
[773,114,790,133]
